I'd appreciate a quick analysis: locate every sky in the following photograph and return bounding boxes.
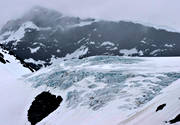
[0,0,180,31]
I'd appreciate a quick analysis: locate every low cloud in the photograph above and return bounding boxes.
[0,0,180,31]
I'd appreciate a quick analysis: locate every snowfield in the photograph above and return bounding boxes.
[0,47,39,125]
[0,56,180,125]
[0,68,39,125]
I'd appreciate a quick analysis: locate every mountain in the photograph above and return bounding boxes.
[1,6,180,125]
[1,6,180,70]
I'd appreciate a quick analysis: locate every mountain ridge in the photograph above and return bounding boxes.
[1,6,180,70]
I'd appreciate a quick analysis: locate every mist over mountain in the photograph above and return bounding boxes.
[1,6,180,70]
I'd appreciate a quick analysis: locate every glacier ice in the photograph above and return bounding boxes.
[25,56,180,111]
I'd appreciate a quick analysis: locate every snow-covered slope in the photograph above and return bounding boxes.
[0,55,180,125]
[0,46,34,75]
[36,79,180,125]
[0,46,38,125]
[0,67,39,125]
[0,56,62,125]
[23,56,180,125]
[118,79,180,125]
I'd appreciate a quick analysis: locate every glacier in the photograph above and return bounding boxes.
[25,56,180,112]
[1,55,180,125]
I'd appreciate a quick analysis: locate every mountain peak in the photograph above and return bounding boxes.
[0,6,82,34]
[0,6,62,33]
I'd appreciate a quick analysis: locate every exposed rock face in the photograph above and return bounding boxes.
[0,52,7,64]
[28,91,63,125]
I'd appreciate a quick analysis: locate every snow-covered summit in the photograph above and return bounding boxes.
[1,21,39,45]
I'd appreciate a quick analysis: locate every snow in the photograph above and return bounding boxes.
[93,28,97,31]
[138,50,144,56]
[1,21,39,45]
[24,58,46,65]
[90,41,95,44]
[33,42,45,47]
[0,47,39,125]
[150,49,161,55]
[21,21,39,30]
[119,79,180,125]
[29,47,40,53]
[164,44,174,48]
[0,48,31,77]
[1,54,180,125]
[57,49,61,53]
[110,47,118,50]
[120,48,143,56]
[140,40,146,44]
[101,41,115,46]
[151,44,157,47]
[65,46,88,59]
[77,38,86,44]
[0,68,40,125]
[25,56,180,125]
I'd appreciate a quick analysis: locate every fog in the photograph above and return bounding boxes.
[0,0,180,31]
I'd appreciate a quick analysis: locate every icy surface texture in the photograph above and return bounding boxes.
[26,56,180,111]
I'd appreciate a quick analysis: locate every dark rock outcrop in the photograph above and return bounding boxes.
[0,52,6,64]
[169,114,180,124]
[28,91,63,125]
[156,103,166,112]
[0,44,35,72]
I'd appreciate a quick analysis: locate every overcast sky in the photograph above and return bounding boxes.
[0,0,180,31]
